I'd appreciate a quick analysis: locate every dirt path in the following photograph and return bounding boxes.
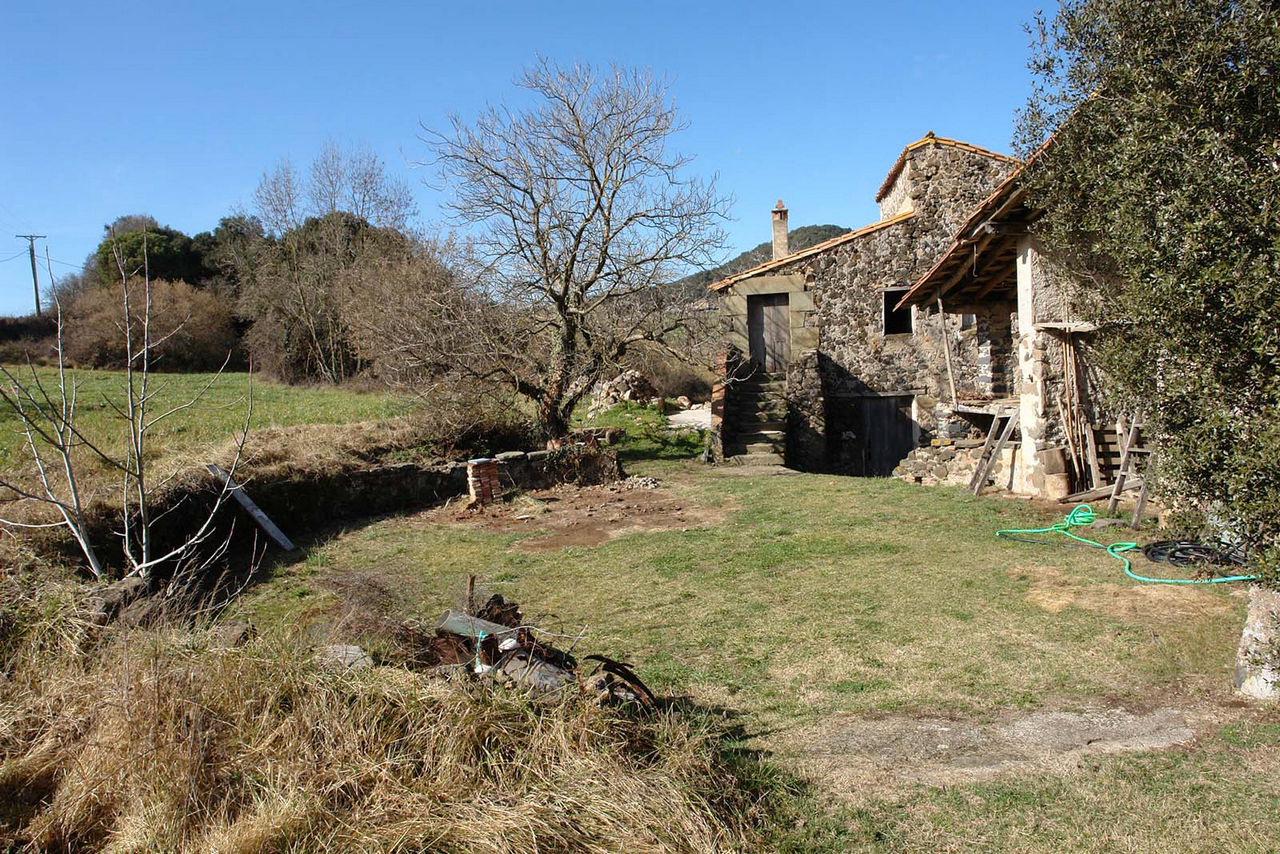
[419,479,726,551]
[786,701,1241,797]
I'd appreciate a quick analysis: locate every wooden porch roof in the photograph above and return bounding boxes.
[895,164,1033,310]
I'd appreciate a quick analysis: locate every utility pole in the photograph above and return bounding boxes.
[16,234,47,317]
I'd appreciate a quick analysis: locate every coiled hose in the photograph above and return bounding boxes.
[995,504,1257,585]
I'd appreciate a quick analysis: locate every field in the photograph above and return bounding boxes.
[0,367,405,472]
[233,406,1279,853]
[3,379,1277,852]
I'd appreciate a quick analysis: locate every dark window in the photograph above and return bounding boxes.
[883,289,913,335]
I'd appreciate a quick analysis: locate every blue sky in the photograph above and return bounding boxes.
[0,0,1046,315]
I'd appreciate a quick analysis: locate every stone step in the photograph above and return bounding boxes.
[736,430,785,444]
[726,451,786,466]
[725,441,785,457]
[731,419,785,432]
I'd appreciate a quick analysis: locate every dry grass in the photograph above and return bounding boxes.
[0,580,783,853]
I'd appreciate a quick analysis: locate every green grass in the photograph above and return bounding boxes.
[227,411,1279,851]
[0,366,405,470]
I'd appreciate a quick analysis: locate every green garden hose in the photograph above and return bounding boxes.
[995,504,1258,585]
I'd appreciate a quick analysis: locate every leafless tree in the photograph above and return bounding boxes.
[241,142,419,383]
[0,240,252,580]
[409,60,730,438]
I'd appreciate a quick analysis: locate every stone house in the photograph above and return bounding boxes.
[709,133,1019,475]
[893,150,1119,499]
[710,133,1123,499]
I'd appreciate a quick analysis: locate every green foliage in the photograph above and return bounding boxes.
[94,222,206,288]
[1017,0,1280,574]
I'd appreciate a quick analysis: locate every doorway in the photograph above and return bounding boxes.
[747,293,791,372]
[853,395,916,476]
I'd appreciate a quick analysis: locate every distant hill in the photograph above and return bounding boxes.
[677,224,850,290]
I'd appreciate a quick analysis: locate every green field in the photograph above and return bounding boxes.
[235,409,1280,853]
[0,367,405,472]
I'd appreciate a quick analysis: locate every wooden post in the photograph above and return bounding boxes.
[466,573,477,616]
[937,293,958,405]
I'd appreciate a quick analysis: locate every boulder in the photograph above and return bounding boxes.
[1235,586,1280,700]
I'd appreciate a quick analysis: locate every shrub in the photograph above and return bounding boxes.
[64,279,241,372]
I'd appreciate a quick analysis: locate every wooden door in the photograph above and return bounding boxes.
[858,395,916,477]
[747,293,791,372]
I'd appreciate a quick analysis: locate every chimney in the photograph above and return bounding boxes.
[771,199,789,260]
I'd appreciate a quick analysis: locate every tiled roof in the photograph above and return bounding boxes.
[874,133,1021,202]
[708,211,915,292]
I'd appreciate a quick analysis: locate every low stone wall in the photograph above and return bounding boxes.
[894,439,1018,489]
[62,446,621,576]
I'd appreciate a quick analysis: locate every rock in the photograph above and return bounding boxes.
[85,576,150,624]
[674,396,692,409]
[213,621,256,649]
[320,644,373,671]
[1235,586,1280,700]
[495,451,526,463]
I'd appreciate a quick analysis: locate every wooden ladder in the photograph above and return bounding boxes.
[1105,415,1150,527]
[969,409,1020,495]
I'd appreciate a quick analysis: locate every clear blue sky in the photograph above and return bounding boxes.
[0,0,1046,316]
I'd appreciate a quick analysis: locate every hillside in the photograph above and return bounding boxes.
[678,223,849,290]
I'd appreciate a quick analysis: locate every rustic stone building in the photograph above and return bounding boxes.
[710,134,1019,475]
[711,132,1129,500]
[894,152,1119,499]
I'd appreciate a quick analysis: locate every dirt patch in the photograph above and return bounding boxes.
[788,704,1216,797]
[1012,564,1238,619]
[418,481,724,551]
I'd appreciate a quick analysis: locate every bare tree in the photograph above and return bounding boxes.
[241,143,419,383]
[410,60,729,439]
[0,241,252,580]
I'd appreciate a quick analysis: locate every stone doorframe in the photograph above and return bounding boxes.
[719,274,818,362]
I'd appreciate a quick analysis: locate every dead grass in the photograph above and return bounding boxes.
[0,588,783,853]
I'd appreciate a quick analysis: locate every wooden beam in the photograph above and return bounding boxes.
[937,291,958,405]
[206,464,295,552]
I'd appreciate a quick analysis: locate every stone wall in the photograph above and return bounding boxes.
[740,141,1017,471]
[64,446,621,576]
[895,439,1018,489]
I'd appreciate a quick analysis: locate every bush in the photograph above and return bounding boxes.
[64,279,241,372]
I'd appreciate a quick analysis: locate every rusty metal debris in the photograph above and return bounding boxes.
[428,593,655,706]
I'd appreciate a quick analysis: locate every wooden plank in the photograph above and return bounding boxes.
[971,410,1019,496]
[1084,421,1104,489]
[206,464,295,551]
[1060,477,1143,504]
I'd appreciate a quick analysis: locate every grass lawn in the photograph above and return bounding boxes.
[0,366,406,472]
[233,407,1280,852]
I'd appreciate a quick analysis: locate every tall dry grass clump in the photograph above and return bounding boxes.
[0,584,776,853]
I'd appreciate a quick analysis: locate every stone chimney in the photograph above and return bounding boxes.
[771,200,789,260]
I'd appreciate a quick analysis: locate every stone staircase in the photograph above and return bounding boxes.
[724,372,787,465]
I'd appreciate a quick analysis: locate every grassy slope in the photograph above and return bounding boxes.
[238,406,1280,853]
[0,367,405,471]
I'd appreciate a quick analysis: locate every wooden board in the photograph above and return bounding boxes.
[206,464,295,551]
